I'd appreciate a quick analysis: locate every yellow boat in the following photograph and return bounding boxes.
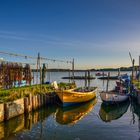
[56,87,97,107]
[55,99,97,125]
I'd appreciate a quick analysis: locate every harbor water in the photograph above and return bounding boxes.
[1,71,140,140]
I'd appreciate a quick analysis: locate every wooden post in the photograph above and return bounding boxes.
[102,71,105,89]
[4,103,9,120]
[135,67,137,77]
[85,70,87,87]
[36,53,39,84]
[42,63,46,84]
[24,97,29,113]
[69,69,71,83]
[118,68,120,77]
[40,67,42,93]
[46,64,51,82]
[106,72,110,92]
[33,71,35,84]
[37,53,42,93]
[88,70,90,89]
[72,58,74,83]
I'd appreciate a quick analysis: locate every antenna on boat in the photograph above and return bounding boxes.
[129,52,135,83]
[129,52,133,64]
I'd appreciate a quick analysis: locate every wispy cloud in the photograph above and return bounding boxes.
[0,34,29,41]
[0,30,140,56]
[0,30,99,49]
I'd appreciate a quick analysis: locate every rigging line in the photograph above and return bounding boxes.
[0,51,72,64]
[0,61,50,66]
[0,59,36,65]
[0,51,36,59]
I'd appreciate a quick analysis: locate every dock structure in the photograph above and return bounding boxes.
[0,92,58,122]
[0,51,75,123]
[0,81,76,122]
[62,76,95,80]
[98,76,118,80]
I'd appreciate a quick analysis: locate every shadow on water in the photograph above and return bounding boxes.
[99,101,130,122]
[55,99,97,125]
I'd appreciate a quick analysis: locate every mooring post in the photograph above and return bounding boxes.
[69,69,71,83]
[85,70,87,87]
[118,68,120,77]
[102,71,105,90]
[88,70,90,89]
[40,66,42,93]
[33,70,35,84]
[42,63,46,84]
[36,53,40,84]
[72,58,74,83]
[106,72,110,92]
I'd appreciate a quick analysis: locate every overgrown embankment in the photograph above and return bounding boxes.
[0,82,76,103]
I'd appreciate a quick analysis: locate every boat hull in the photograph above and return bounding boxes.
[56,88,97,107]
[100,92,129,105]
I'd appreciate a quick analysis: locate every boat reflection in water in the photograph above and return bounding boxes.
[55,99,97,125]
[99,101,130,122]
[132,102,140,134]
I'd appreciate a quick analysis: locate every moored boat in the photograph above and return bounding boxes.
[56,87,97,107]
[100,91,129,104]
[95,72,107,76]
[100,74,130,105]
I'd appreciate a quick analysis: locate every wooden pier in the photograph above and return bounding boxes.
[98,76,118,80]
[0,92,58,122]
[62,76,95,80]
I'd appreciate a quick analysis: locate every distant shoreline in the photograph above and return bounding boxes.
[32,67,134,72]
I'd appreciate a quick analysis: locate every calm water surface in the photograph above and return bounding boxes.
[1,71,140,140]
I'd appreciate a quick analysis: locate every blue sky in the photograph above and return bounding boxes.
[0,0,140,69]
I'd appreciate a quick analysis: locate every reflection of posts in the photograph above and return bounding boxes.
[24,113,32,130]
[0,122,4,139]
[4,115,24,137]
